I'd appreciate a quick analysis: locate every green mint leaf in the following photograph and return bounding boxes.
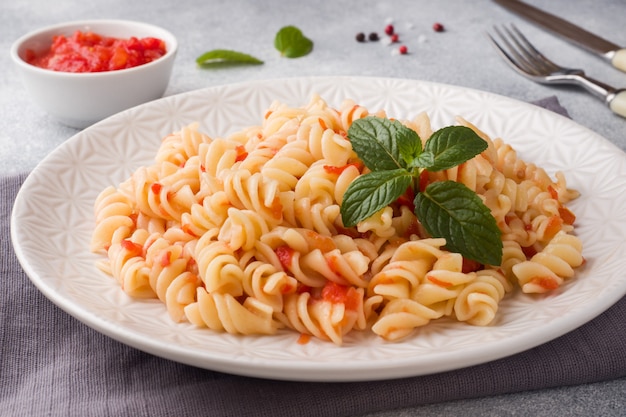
[411,151,435,170]
[274,26,313,58]
[196,49,263,67]
[414,181,503,265]
[348,117,416,171]
[396,123,423,167]
[340,169,412,227]
[422,126,488,171]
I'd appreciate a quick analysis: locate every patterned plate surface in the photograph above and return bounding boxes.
[11,76,626,381]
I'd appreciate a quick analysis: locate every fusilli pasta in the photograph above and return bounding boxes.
[91,95,584,345]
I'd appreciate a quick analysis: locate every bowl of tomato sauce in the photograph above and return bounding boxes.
[10,19,178,129]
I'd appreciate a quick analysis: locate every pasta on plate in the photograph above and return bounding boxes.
[90,95,584,345]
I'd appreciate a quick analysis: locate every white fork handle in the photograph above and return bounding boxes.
[611,49,626,73]
[609,90,626,118]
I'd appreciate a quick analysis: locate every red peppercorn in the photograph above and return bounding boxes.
[385,24,394,36]
[433,22,445,32]
[390,34,399,43]
[399,45,408,54]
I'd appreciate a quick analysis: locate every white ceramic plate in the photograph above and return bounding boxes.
[11,76,626,382]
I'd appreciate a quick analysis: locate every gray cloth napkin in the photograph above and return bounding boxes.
[2,97,625,417]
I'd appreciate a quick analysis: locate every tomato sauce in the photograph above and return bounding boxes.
[26,30,167,73]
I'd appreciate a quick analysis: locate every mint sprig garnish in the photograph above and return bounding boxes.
[274,26,313,58]
[340,116,503,265]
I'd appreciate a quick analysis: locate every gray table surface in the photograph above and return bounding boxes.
[3,0,626,415]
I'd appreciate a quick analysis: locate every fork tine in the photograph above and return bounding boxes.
[488,24,562,78]
[506,24,561,73]
[498,25,547,75]
[490,26,536,75]
[487,26,536,76]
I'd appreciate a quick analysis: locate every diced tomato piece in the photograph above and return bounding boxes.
[323,163,360,175]
[342,105,360,129]
[547,185,559,200]
[235,145,248,162]
[544,215,563,240]
[296,283,312,294]
[321,281,360,311]
[158,250,172,267]
[395,185,415,211]
[280,282,295,294]
[530,276,560,291]
[305,230,335,252]
[522,245,538,258]
[558,206,576,225]
[110,47,128,70]
[462,258,482,273]
[181,223,199,238]
[120,239,143,258]
[275,245,295,270]
[270,197,283,220]
[419,170,429,193]
[297,333,311,344]
[333,225,362,239]
[326,253,342,276]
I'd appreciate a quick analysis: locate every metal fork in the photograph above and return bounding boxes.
[488,24,626,118]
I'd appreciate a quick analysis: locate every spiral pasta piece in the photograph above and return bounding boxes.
[194,234,245,296]
[453,269,509,325]
[218,208,271,251]
[91,186,135,252]
[372,299,441,341]
[261,140,315,191]
[369,239,447,300]
[277,285,366,345]
[242,260,297,312]
[180,191,230,238]
[185,289,282,335]
[105,230,154,298]
[512,231,584,293]
[222,169,283,226]
[156,123,212,166]
[165,271,202,322]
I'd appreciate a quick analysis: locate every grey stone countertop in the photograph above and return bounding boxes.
[2,0,625,416]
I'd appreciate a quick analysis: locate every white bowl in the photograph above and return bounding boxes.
[10,19,178,129]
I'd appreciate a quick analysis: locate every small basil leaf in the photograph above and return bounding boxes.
[274,26,313,58]
[423,126,488,171]
[196,49,263,67]
[414,181,503,265]
[348,117,409,171]
[340,169,412,227]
